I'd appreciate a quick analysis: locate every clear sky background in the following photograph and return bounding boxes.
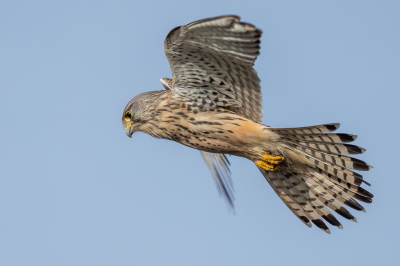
[1,1,399,265]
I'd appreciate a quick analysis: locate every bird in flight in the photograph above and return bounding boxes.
[122,15,373,233]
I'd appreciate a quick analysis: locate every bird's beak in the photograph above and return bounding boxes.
[125,125,134,138]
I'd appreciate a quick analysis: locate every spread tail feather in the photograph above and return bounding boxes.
[260,123,373,233]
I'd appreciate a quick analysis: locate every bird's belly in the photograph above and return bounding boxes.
[157,109,276,158]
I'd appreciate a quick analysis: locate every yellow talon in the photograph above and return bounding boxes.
[256,152,284,171]
[262,153,284,164]
[256,160,281,171]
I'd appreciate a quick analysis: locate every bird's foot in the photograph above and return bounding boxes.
[256,153,284,172]
[262,153,284,164]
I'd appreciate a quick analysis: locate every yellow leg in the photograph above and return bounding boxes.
[256,152,285,172]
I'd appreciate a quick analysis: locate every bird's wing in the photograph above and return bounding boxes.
[201,152,235,209]
[163,15,263,123]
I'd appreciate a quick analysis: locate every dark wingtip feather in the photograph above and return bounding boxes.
[346,144,366,154]
[353,194,373,203]
[322,214,343,229]
[343,199,365,211]
[351,158,373,171]
[352,175,363,187]
[312,219,331,234]
[338,134,358,143]
[336,207,356,221]
[299,216,312,227]
[326,123,340,132]
[358,187,374,198]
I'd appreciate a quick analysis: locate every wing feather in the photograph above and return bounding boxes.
[201,152,235,209]
[164,15,263,123]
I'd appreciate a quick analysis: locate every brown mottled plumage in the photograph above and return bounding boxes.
[122,15,373,233]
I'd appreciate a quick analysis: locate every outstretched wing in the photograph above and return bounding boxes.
[163,15,263,123]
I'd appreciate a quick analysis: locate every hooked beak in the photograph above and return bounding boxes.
[125,125,134,138]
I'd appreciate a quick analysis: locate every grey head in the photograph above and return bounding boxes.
[122,90,166,137]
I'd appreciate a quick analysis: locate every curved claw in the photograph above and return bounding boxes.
[256,153,285,172]
[256,161,281,171]
[262,153,284,164]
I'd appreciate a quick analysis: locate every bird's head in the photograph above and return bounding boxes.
[122,91,165,137]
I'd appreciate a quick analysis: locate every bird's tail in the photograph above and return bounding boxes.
[259,123,373,233]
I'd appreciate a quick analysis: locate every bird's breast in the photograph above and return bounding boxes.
[151,99,273,157]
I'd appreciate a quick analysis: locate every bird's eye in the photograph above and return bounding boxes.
[125,111,133,121]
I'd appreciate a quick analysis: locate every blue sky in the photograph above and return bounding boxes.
[1,0,399,265]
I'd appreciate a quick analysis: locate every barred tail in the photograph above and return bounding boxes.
[261,123,373,233]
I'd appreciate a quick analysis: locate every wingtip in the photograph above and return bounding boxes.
[300,216,312,227]
[326,123,340,132]
[338,134,358,143]
[313,219,330,233]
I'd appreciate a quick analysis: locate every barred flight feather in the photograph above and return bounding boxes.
[164,15,264,124]
[288,141,372,171]
[341,189,373,204]
[291,147,367,186]
[260,169,312,228]
[220,121,372,232]
[282,172,343,229]
[276,172,330,233]
[308,171,365,212]
[281,133,358,144]
[201,152,235,209]
[287,140,366,156]
[296,173,357,222]
[270,123,341,135]
[311,168,373,200]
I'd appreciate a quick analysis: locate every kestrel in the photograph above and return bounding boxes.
[122,15,373,233]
